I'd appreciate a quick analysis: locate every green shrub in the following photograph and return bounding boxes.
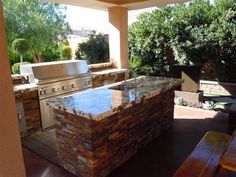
[129,56,153,75]
[59,45,72,60]
[129,6,176,76]
[43,44,60,62]
[75,33,109,64]
[128,0,236,82]
[12,62,31,74]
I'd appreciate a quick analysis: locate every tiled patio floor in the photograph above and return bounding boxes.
[23,105,229,177]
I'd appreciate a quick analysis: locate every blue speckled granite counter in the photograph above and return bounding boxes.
[47,76,181,120]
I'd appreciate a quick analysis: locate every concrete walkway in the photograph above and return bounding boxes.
[174,105,229,119]
[23,105,229,177]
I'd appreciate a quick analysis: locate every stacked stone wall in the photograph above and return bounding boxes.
[54,89,175,177]
[15,89,41,137]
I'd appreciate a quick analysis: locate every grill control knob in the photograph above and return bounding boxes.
[40,91,44,95]
[44,90,48,94]
[71,84,76,88]
[52,88,56,92]
[62,86,67,90]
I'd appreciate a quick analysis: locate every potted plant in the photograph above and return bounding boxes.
[11,38,30,74]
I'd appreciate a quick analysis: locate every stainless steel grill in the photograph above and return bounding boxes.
[20,60,92,130]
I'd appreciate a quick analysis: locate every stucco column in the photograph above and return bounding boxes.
[108,6,129,69]
[0,2,26,177]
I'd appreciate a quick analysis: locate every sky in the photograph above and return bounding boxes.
[66,5,156,32]
[66,6,109,32]
[66,0,215,32]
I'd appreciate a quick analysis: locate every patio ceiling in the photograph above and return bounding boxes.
[49,0,190,10]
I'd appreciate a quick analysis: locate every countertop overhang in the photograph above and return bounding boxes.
[13,83,38,94]
[47,76,182,120]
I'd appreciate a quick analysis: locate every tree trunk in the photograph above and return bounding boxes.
[20,54,23,63]
[33,52,44,63]
[37,53,44,63]
[33,54,39,63]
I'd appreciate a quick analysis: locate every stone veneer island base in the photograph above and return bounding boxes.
[49,76,181,177]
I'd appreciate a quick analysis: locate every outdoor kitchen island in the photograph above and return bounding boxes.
[47,76,182,177]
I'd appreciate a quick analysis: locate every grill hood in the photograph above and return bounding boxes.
[20,60,89,83]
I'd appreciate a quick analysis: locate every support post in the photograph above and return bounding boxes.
[0,1,26,177]
[108,6,128,69]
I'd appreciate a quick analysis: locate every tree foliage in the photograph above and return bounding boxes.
[41,43,61,62]
[3,0,71,62]
[129,6,175,76]
[75,33,109,64]
[207,0,236,82]
[129,0,236,82]
[60,45,72,60]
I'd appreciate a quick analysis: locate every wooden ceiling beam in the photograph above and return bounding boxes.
[98,0,148,5]
[49,0,190,11]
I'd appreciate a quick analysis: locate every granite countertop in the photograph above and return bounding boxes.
[47,76,182,120]
[13,83,38,93]
[91,68,127,78]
